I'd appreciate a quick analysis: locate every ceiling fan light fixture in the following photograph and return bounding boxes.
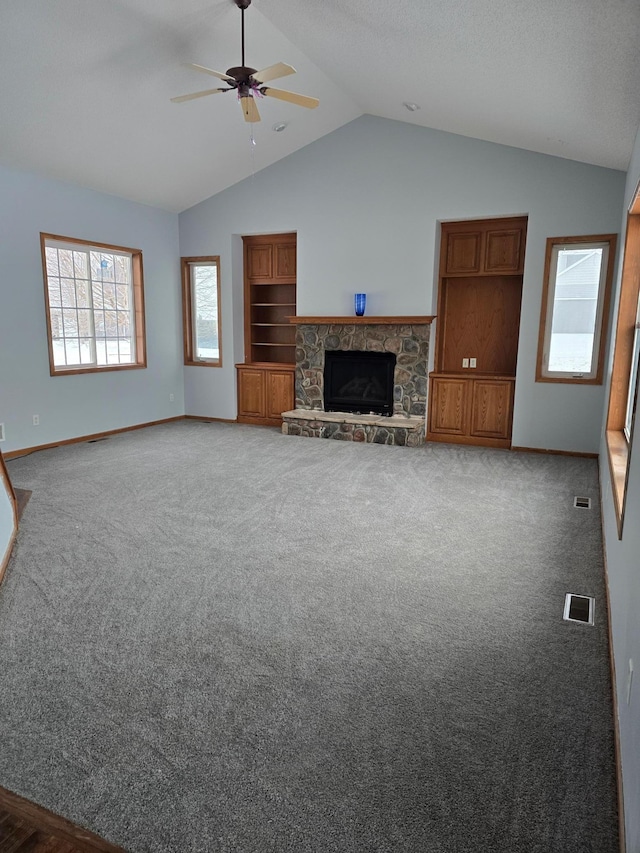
[272,122,288,132]
[403,101,420,112]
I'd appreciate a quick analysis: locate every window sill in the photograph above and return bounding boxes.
[535,374,603,385]
[606,429,629,538]
[50,363,146,376]
[184,360,222,368]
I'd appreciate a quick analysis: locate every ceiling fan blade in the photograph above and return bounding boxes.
[252,62,296,85]
[240,95,260,123]
[185,63,236,83]
[261,87,319,109]
[170,88,228,103]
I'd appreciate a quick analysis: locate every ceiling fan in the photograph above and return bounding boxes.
[170,0,319,123]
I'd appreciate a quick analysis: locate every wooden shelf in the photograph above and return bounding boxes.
[430,371,515,381]
[236,361,295,370]
[251,323,292,327]
[252,342,295,348]
[253,303,297,307]
[289,315,435,325]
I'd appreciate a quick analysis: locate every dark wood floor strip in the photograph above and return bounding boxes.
[0,790,125,853]
[0,810,38,853]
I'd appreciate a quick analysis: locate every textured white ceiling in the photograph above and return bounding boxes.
[0,0,638,212]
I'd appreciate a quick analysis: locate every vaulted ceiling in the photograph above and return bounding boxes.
[1,0,639,212]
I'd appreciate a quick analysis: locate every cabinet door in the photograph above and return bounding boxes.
[485,229,523,273]
[274,243,296,281]
[470,380,513,439]
[429,378,469,435]
[445,232,482,275]
[237,369,265,417]
[246,244,272,280]
[266,370,294,419]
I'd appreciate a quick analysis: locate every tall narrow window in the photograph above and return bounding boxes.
[606,184,640,536]
[182,256,222,367]
[536,235,617,383]
[41,234,146,375]
[624,297,640,442]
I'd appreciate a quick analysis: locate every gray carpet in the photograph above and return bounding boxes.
[0,422,618,852]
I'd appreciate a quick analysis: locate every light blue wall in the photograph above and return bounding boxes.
[179,115,625,452]
[599,122,640,851]
[0,165,184,454]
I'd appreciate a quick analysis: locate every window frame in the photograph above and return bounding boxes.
[181,256,223,368]
[606,183,640,537]
[535,234,617,385]
[40,233,146,376]
[623,298,640,442]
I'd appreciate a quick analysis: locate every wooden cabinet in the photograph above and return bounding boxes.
[470,379,514,440]
[237,367,265,418]
[445,231,482,275]
[429,377,469,436]
[428,375,514,447]
[246,238,296,282]
[429,216,526,449]
[238,233,297,426]
[237,365,295,426]
[485,228,524,273]
[443,218,526,277]
[266,369,295,420]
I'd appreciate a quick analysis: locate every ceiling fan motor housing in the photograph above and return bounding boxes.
[234,0,252,9]
[226,66,258,83]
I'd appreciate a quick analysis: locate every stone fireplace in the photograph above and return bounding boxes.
[282,316,434,446]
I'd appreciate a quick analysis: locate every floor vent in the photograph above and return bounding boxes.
[574,496,592,509]
[88,437,108,444]
[563,593,595,625]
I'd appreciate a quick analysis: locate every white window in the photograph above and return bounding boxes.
[41,234,146,375]
[181,257,222,367]
[537,235,616,384]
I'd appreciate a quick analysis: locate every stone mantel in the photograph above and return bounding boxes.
[289,316,435,325]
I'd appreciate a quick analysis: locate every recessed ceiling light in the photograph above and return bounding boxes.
[403,102,420,112]
[272,122,288,132]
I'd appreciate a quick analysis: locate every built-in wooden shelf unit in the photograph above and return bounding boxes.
[428,216,528,448]
[237,233,297,426]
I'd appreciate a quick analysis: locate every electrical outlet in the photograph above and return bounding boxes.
[462,358,469,368]
[169,393,175,402]
[627,659,634,705]
[0,423,5,442]
[32,414,40,426]
[469,357,477,368]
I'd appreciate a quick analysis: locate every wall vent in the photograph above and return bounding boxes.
[0,423,4,442]
[563,593,595,625]
[574,496,592,509]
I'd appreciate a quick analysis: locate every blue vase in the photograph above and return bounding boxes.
[354,293,366,316]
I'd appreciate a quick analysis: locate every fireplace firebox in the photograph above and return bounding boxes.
[324,350,396,416]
